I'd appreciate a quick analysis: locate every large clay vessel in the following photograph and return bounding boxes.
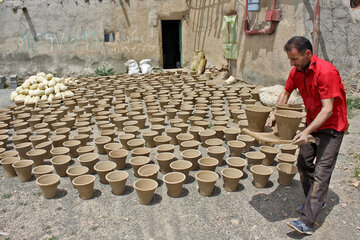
[250,165,273,188]
[163,172,186,198]
[134,178,158,205]
[94,161,117,184]
[36,174,60,199]
[12,160,34,182]
[275,110,304,140]
[244,105,272,132]
[169,160,192,183]
[277,163,298,186]
[106,170,129,195]
[260,146,280,166]
[72,174,96,200]
[221,168,243,192]
[195,170,219,197]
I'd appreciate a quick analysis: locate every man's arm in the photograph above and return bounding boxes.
[292,98,334,145]
[265,90,291,127]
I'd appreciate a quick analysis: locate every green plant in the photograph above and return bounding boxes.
[208,123,213,129]
[2,193,12,199]
[48,236,58,240]
[347,97,360,118]
[95,64,115,76]
[56,207,62,211]
[355,165,360,181]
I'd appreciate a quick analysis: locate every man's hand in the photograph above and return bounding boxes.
[292,131,310,145]
[265,114,276,128]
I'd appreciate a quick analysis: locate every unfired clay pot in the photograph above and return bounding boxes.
[12,159,34,182]
[180,140,200,151]
[29,135,47,148]
[277,153,297,165]
[1,156,20,177]
[243,105,271,132]
[142,131,158,148]
[221,168,243,192]
[226,157,246,171]
[195,170,219,197]
[165,127,182,145]
[127,139,145,150]
[63,140,81,158]
[109,149,128,170]
[189,126,204,141]
[76,145,95,156]
[169,160,192,183]
[275,110,304,140]
[277,163,298,186]
[78,153,99,174]
[12,135,29,146]
[94,136,112,154]
[204,138,223,148]
[237,135,256,152]
[51,155,71,177]
[73,174,96,200]
[163,172,186,198]
[199,130,217,147]
[33,165,54,179]
[198,157,219,171]
[245,152,266,167]
[50,135,67,148]
[207,146,226,166]
[50,147,70,157]
[73,134,90,147]
[138,164,160,181]
[14,142,33,159]
[129,156,151,177]
[36,174,60,199]
[154,135,172,146]
[157,144,175,153]
[106,170,129,195]
[94,161,117,184]
[260,146,280,166]
[279,144,298,155]
[223,128,241,142]
[155,152,175,174]
[250,165,273,188]
[227,140,246,157]
[176,133,194,147]
[134,178,158,205]
[26,149,47,166]
[181,149,201,171]
[66,165,89,187]
[118,133,136,150]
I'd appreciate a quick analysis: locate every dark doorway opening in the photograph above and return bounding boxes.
[161,20,182,69]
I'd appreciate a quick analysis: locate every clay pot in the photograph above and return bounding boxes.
[151,125,164,136]
[195,170,219,197]
[63,140,81,158]
[61,117,76,129]
[73,174,96,200]
[78,153,99,174]
[94,136,112,154]
[221,168,243,192]
[243,105,271,132]
[66,166,89,187]
[277,153,297,165]
[155,152,175,174]
[279,144,298,155]
[132,147,151,157]
[127,139,145,150]
[260,146,280,166]
[237,135,256,152]
[104,142,122,155]
[26,149,47,166]
[52,122,67,130]
[198,157,219,171]
[109,149,128,170]
[223,128,241,142]
[141,131,158,148]
[51,155,71,177]
[50,135,67,148]
[277,163,298,186]
[123,126,139,136]
[33,165,54,179]
[133,115,147,129]
[35,141,52,159]
[180,140,200,151]
[94,161,117,184]
[118,133,136,150]
[163,172,186,198]
[0,156,20,177]
[106,171,129,195]
[138,164,160,181]
[239,120,249,131]
[170,160,192,183]
[176,133,194,147]
[12,160,34,182]
[157,144,175,153]
[227,140,246,157]
[226,157,246,171]
[55,127,71,140]
[129,156,151,177]
[165,127,182,145]
[12,135,28,146]
[245,152,266,167]
[250,165,273,188]
[207,146,226,165]
[189,126,204,141]
[275,110,304,139]
[77,127,92,135]
[100,129,116,141]
[199,129,217,146]
[14,142,33,159]
[276,104,303,112]
[154,135,172,146]
[134,178,158,205]
[36,174,60,199]
[73,134,90,147]
[181,149,201,171]
[50,147,70,157]
[204,138,223,148]
[77,145,95,155]
[29,135,47,148]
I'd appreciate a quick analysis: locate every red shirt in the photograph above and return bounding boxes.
[285,55,348,132]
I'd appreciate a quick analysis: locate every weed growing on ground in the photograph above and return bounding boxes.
[56,207,62,211]
[347,97,360,118]
[355,166,360,181]
[2,193,12,199]
[95,65,115,76]
[48,236,58,240]
[1,208,7,213]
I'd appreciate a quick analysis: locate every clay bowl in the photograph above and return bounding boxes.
[36,174,61,199]
[250,165,273,188]
[132,147,151,157]
[237,135,256,152]
[51,155,71,177]
[226,157,247,171]
[118,133,136,150]
[35,141,53,159]
[199,130,217,147]
[277,153,297,165]
[133,178,158,205]
[12,135,29,146]
[129,156,151,177]
[94,161,117,184]
[0,156,20,177]
[73,134,90,147]
[279,144,298,155]
[50,135,67,148]
[195,170,219,197]
[94,136,112,154]
[106,170,129,195]
[26,149,47,167]
[260,146,280,166]
[244,105,272,132]
[180,140,200,151]
[221,168,243,192]
[228,140,246,157]
[277,163,298,186]
[78,153,99,174]
[12,160,34,182]
[72,174,96,200]
[104,142,123,156]
[154,136,172,146]
[50,147,70,158]
[181,149,201,171]
[163,172,186,198]
[14,142,33,159]
[63,140,81,158]
[207,146,227,166]
[275,110,304,140]
[127,139,145,150]
[33,165,54,179]
[155,152,175,174]
[138,164,160,181]
[109,149,128,170]
[245,152,266,167]
[66,166,89,187]
[141,130,158,148]
[198,157,219,171]
[77,145,95,156]
[157,144,175,153]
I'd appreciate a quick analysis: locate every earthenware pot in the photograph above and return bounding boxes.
[0,156,20,177]
[199,130,217,147]
[223,128,241,142]
[108,149,128,170]
[180,140,200,151]
[94,136,112,154]
[189,126,204,141]
[279,144,298,155]
[106,170,129,195]
[36,174,60,199]
[132,147,151,157]
[260,146,280,166]
[176,133,194,147]
[275,110,304,140]
[163,172,186,198]
[12,135,29,146]
[50,147,70,157]
[141,131,158,148]
[55,127,71,140]
[181,149,201,171]
[207,146,226,165]
[73,174,96,200]
[78,153,99,174]
[226,157,246,171]
[204,138,223,148]
[12,159,34,182]
[277,153,297,165]
[155,152,175,174]
[250,165,273,188]
[221,168,243,192]
[237,135,256,152]
[198,157,219,171]
[73,134,90,147]
[138,164,160,181]
[156,144,175,153]
[29,135,47,148]
[154,135,172,146]
[14,142,33,159]
[77,127,92,135]
[151,124,164,136]
[277,163,298,186]
[63,140,81,158]
[123,126,140,136]
[245,152,266,167]
[26,149,47,166]
[195,170,219,197]
[227,140,246,157]
[276,104,303,112]
[94,161,117,184]
[66,166,89,187]
[134,178,158,205]
[33,165,54,179]
[51,155,71,177]
[118,133,136,150]
[169,160,192,183]
[129,156,151,177]
[165,127,182,145]
[100,129,116,141]
[127,139,145,150]
[243,105,271,132]
[50,135,67,148]
[76,145,95,156]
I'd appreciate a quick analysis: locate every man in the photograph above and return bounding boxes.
[266,36,348,235]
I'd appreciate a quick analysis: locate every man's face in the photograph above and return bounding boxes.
[286,48,312,71]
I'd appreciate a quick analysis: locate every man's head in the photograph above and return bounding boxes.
[284,36,313,71]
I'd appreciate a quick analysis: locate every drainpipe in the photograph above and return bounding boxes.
[312,0,320,55]
[244,0,281,35]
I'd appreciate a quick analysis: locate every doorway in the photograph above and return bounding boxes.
[161,20,182,69]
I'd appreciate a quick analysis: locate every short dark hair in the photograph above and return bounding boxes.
[284,36,313,54]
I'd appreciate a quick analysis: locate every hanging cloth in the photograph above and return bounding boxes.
[222,15,238,60]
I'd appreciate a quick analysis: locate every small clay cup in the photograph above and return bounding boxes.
[100,129,116,141]
[106,170,129,195]
[211,126,227,139]
[63,140,81,158]
[55,127,71,140]
[277,163,298,186]
[279,144,298,155]
[228,140,246,157]
[207,146,226,166]
[138,164,160,181]
[163,172,186,198]
[78,153,99,174]
[0,150,19,160]
[204,138,223,148]
[277,153,297,165]
[51,155,71,177]
[199,129,216,146]
[73,134,90,147]
[221,168,243,192]
[33,165,54,179]
[245,152,266,167]
[35,141,53,159]
[165,127,182,145]
[237,135,256,152]
[73,174,96,200]
[181,149,201,171]
[26,149,47,166]
[36,174,60,199]
[12,160,34,182]
[94,161,117,184]
[198,157,219,171]
[176,133,194,146]
[29,135,47,148]
[226,157,246,171]
[156,152,175,174]
[250,165,273,188]
[1,156,20,177]
[195,170,219,197]
[66,166,89,187]
[134,178,158,205]
[129,156,151,177]
[260,146,280,166]
[109,149,128,170]
[94,136,112,154]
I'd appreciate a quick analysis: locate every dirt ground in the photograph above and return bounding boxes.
[0,84,359,240]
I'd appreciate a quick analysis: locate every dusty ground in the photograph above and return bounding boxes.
[0,87,359,240]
